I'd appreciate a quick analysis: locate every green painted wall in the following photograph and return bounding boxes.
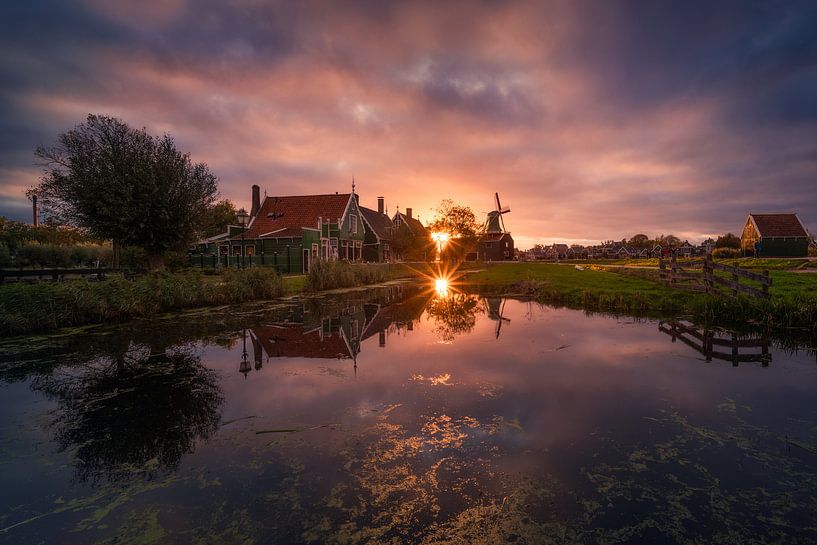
[756,238,808,257]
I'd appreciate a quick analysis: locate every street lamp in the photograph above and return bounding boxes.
[237,208,250,268]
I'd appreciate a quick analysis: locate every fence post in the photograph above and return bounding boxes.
[670,254,677,287]
[732,266,739,298]
[286,245,291,274]
[704,254,712,294]
[762,269,770,299]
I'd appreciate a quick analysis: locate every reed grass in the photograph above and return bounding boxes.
[0,268,285,335]
[305,260,389,291]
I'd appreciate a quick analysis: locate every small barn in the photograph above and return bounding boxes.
[740,213,810,257]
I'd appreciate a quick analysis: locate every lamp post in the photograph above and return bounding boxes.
[237,207,249,268]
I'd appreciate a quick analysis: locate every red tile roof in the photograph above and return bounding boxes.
[250,324,353,359]
[245,193,352,238]
[393,212,427,235]
[749,214,808,238]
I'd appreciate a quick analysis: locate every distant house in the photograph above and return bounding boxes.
[391,207,431,261]
[360,197,393,262]
[741,213,810,257]
[675,241,695,258]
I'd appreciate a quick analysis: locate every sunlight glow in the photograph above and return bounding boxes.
[435,277,449,297]
[430,231,451,261]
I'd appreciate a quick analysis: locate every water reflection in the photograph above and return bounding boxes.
[32,346,223,484]
[659,320,771,366]
[2,289,817,544]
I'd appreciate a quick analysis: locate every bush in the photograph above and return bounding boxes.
[306,260,388,291]
[0,242,12,267]
[712,247,742,259]
[809,245,817,257]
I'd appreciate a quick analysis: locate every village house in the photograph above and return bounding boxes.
[740,213,811,257]
[198,185,367,272]
[359,197,394,262]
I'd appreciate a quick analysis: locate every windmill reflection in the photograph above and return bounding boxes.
[32,346,223,484]
[659,320,771,366]
[484,297,511,339]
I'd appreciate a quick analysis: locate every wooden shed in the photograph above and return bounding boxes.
[740,213,810,257]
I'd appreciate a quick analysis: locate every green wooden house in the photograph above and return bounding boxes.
[359,197,394,262]
[195,188,366,272]
[740,213,810,257]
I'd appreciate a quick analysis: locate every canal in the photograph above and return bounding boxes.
[1,284,816,544]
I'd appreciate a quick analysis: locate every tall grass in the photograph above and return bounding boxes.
[0,268,285,336]
[305,260,388,291]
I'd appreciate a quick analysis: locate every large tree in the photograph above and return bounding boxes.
[715,232,741,249]
[30,114,218,270]
[198,199,238,239]
[427,199,480,262]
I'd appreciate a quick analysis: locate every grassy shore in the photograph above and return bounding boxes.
[468,263,817,333]
[0,268,288,336]
[0,261,461,336]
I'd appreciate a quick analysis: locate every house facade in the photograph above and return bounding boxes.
[360,197,394,262]
[740,213,810,257]
[197,186,367,272]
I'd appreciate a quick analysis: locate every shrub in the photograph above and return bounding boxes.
[809,245,817,257]
[0,242,11,267]
[712,247,742,259]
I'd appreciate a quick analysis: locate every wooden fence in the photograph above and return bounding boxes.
[659,254,771,299]
[0,268,137,283]
[658,320,771,366]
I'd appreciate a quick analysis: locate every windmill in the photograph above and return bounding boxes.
[485,192,511,234]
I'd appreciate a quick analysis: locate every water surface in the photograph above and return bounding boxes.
[1,286,816,544]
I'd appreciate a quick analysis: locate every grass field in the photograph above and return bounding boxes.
[562,257,817,270]
[468,262,817,333]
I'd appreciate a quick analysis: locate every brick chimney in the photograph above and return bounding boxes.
[377,197,384,214]
[406,207,412,219]
[251,185,261,217]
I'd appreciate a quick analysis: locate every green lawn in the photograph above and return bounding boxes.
[468,262,817,332]
[568,257,817,270]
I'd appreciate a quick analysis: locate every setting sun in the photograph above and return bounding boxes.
[434,277,449,297]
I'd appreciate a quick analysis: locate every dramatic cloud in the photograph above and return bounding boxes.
[1,0,816,246]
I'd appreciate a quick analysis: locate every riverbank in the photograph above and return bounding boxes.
[0,261,479,336]
[468,263,817,333]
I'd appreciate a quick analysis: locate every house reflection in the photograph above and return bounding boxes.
[659,320,771,366]
[245,291,429,375]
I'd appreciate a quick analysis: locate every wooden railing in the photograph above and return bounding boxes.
[0,268,139,283]
[659,254,771,299]
[658,320,770,366]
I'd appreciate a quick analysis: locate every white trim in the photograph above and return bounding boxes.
[259,228,287,237]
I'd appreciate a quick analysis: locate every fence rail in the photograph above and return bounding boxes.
[0,268,137,283]
[659,254,771,299]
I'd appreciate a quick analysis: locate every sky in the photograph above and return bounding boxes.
[1,0,816,249]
